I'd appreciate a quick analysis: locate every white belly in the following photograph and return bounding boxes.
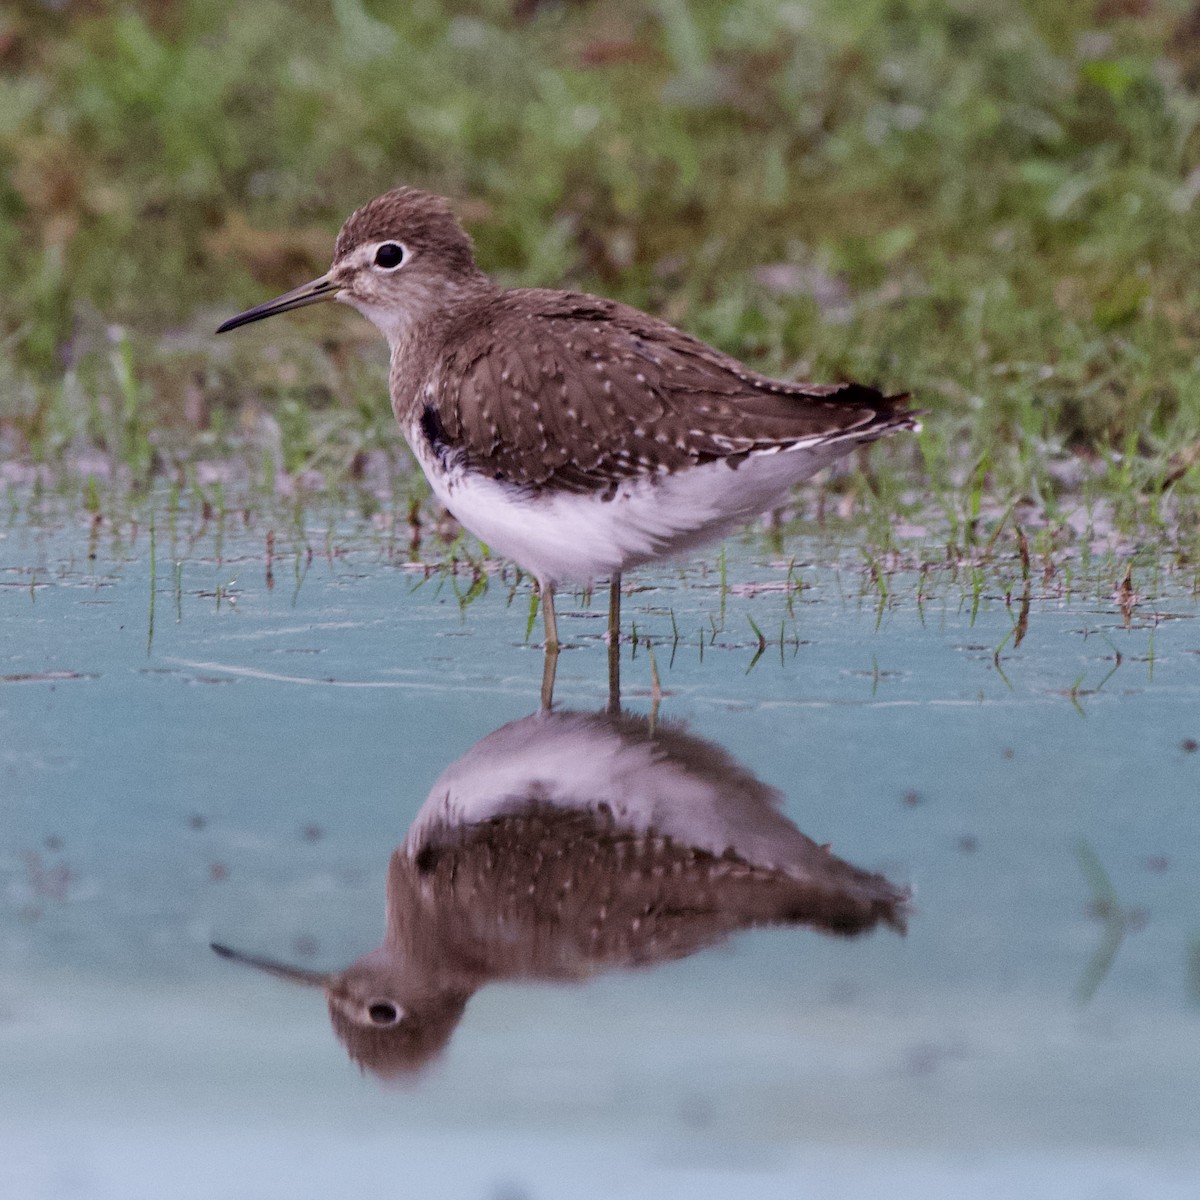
[409,435,847,586]
[406,710,832,878]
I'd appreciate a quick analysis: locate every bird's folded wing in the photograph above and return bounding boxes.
[429,290,911,493]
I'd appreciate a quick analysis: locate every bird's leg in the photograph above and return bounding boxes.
[606,572,622,714]
[541,582,560,652]
[540,645,558,711]
[540,582,560,711]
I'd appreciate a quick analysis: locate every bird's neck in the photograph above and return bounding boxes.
[383,269,493,348]
[387,273,499,423]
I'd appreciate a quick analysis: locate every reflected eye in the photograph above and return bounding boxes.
[374,243,404,269]
[367,1000,401,1025]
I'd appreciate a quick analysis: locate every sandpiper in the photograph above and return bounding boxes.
[212,708,907,1077]
[218,188,917,701]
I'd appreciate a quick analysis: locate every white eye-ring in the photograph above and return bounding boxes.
[372,243,406,270]
[366,1000,403,1025]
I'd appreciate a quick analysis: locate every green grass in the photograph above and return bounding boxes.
[3,0,1200,530]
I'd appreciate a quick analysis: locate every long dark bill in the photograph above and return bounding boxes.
[215,276,338,334]
[210,941,331,987]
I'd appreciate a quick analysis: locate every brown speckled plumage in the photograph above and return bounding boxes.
[417,288,909,493]
[393,802,906,971]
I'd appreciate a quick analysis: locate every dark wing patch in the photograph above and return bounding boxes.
[430,290,914,493]
[419,403,453,470]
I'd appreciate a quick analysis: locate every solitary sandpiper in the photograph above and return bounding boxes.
[212,707,907,1077]
[218,188,917,702]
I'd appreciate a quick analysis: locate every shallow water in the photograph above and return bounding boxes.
[2,500,1198,1199]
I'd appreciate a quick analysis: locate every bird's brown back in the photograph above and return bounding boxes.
[397,287,914,494]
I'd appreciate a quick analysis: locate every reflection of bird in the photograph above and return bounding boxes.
[213,710,908,1078]
[217,188,916,704]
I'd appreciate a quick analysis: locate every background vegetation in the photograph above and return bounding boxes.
[3,0,1200,536]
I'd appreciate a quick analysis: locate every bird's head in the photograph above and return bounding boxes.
[216,187,486,347]
[211,941,471,1079]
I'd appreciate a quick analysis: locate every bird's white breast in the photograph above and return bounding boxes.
[406,711,827,878]
[407,428,849,586]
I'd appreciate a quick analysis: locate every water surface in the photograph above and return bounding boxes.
[2,500,1198,1198]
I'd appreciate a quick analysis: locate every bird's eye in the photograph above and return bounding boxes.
[367,1000,401,1025]
[374,243,405,270]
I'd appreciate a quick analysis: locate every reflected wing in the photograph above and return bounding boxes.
[394,802,905,984]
